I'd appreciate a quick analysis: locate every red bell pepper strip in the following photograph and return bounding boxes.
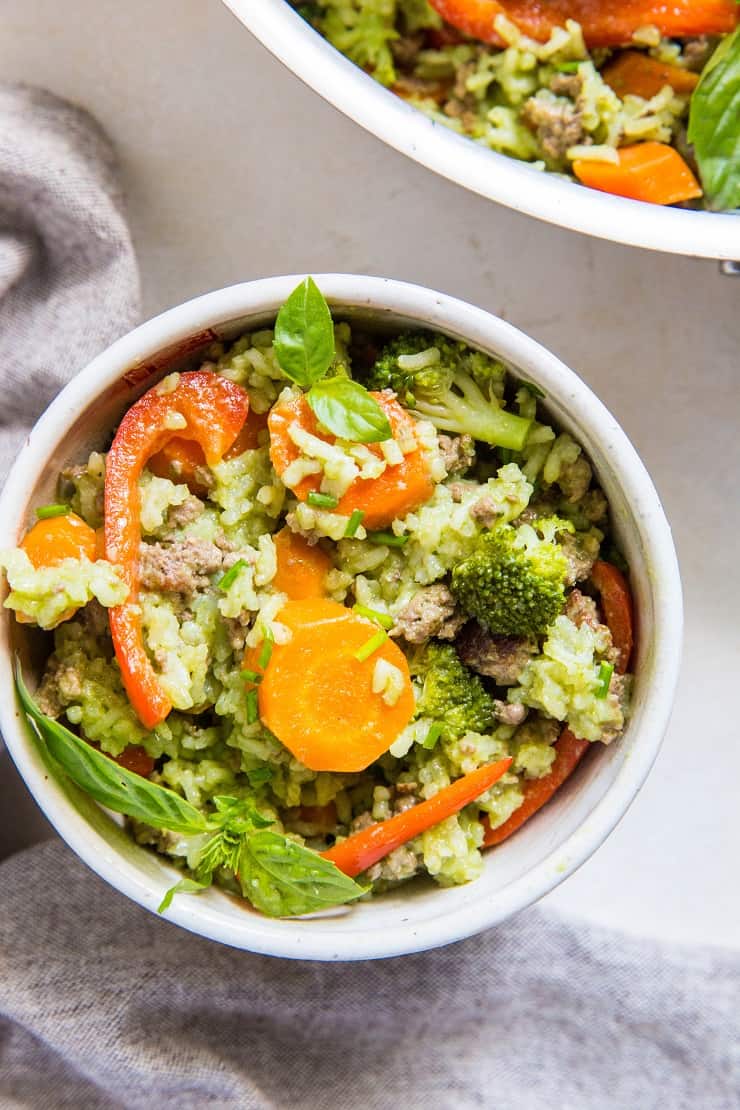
[104,371,250,728]
[322,758,512,877]
[590,560,634,674]
[428,1,738,48]
[482,729,590,847]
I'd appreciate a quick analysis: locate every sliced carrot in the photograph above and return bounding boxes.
[590,560,634,674]
[482,729,590,847]
[148,410,269,494]
[428,0,738,48]
[601,51,700,100]
[272,527,331,600]
[21,513,97,569]
[243,598,415,773]
[323,758,512,877]
[268,390,434,530]
[148,437,210,496]
[572,143,702,205]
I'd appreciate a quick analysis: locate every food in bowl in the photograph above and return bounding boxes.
[298,1,740,210]
[4,278,635,918]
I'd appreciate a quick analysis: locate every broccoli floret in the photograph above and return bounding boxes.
[365,331,532,451]
[416,642,495,741]
[450,521,569,637]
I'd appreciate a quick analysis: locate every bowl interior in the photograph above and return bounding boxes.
[0,279,680,959]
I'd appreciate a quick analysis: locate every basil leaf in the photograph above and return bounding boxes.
[158,875,211,914]
[307,378,393,443]
[237,830,367,917]
[688,27,740,211]
[273,276,335,387]
[16,664,208,835]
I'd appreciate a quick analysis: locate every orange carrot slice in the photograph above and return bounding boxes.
[148,409,269,494]
[428,0,738,48]
[323,758,512,877]
[21,513,97,569]
[268,390,435,530]
[243,598,415,772]
[272,527,331,600]
[483,729,590,846]
[601,51,700,100]
[572,143,702,205]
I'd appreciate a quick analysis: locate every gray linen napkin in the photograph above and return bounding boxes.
[0,84,738,1110]
[0,84,140,478]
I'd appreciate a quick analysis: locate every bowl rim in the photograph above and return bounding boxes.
[0,274,683,960]
[223,0,740,261]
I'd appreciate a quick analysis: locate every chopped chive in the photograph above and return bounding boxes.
[241,669,263,684]
[344,508,365,537]
[307,490,339,510]
[35,503,70,520]
[247,766,273,786]
[367,531,408,547]
[246,688,259,724]
[555,61,580,73]
[422,722,443,750]
[353,604,394,631]
[217,558,247,591]
[595,662,614,699]
[353,629,387,662]
[258,626,274,670]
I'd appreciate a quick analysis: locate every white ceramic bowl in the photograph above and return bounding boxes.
[0,275,682,960]
[225,0,740,261]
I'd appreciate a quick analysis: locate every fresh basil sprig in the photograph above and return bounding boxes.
[688,27,740,211]
[238,829,368,917]
[273,277,392,444]
[17,664,208,834]
[274,276,336,387]
[16,666,367,918]
[307,376,392,443]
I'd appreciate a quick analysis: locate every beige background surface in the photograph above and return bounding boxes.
[2,0,738,947]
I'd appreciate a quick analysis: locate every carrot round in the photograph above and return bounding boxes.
[272,527,331,600]
[601,51,700,101]
[428,0,738,48]
[148,410,268,494]
[323,758,512,877]
[105,371,249,729]
[590,560,634,674]
[243,599,415,772]
[572,143,702,206]
[268,391,435,530]
[21,513,97,569]
[482,729,589,847]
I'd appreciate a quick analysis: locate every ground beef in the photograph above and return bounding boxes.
[456,623,537,685]
[492,699,528,726]
[438,433,476,476]
[167,495,205,529]
[580,488,608,525]
[521,94,586,161]
[138,537,225,594]
[468,494,500,528]
[549,73,582,98]
[447,480,473,503]
[557,454,592,503]
[564,590,620,666]
[560,530,600,587]
[682,36,713,72]
[391,584,466,644]
[366,844,419,884]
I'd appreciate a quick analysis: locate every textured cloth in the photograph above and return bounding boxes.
[0,840,738,1110]
[0,84,140,478]
[0,84,739,1110]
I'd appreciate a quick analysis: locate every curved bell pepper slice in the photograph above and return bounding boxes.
[104,371,250,728]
